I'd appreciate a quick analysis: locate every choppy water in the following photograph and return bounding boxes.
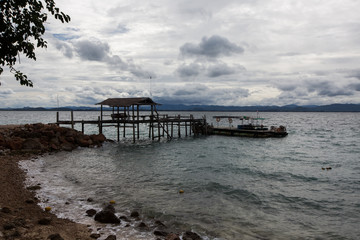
[2,111,359,239]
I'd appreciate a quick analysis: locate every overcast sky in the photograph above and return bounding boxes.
[1,0,360,108]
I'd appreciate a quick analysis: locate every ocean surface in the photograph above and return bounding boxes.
[1,111,360,240]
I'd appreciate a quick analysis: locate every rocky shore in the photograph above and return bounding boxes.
[0,124,203,240]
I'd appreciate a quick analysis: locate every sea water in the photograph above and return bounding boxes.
[1,111,359,239]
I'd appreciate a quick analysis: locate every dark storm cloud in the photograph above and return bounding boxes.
[74,40,110,61]
[176,63,202,78]
[180,35,244,58]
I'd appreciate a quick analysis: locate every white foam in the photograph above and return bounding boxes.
[19,154,156,240]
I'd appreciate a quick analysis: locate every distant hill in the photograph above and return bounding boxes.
[1,103,360,112]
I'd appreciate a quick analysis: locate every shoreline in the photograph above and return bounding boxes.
[0,124,107,239]
[0,124,201,240]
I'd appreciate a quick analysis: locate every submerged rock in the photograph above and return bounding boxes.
[90,233,101,239]
[130,210,140,218]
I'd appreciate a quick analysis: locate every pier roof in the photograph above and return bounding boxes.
[96,97,159,107]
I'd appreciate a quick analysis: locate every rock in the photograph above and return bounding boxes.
[61,142,74,151]
[22,138,43,150]
[8,137,24,150]
[86,209,97,217]
[3,223,16,230]
[183,231,202,240]
[104,235,117,240]
[166,233,181,240]
[103,204,115,213]
[90,233,101,239]
[130,210,140,218]
[137,222,147,228]
[1,207,11,214]
[154,230,168,237]
[25,199,35,204]
[87,197,94,202]
[38,217,52,225]
[94,210,120,224]
[47,233,64,240]
[27,185,41,191]
[90,134,106,144]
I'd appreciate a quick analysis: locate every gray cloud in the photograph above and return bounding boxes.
[154,84,249,105]
[180,35,244,58]
[206,63,238,78]
[74,40,110,61]
[176,63,202,78]
[55,41,73,58]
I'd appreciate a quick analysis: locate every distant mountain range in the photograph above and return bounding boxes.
[1,103,360,112]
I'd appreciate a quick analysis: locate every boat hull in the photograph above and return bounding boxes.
[209,127,288,138]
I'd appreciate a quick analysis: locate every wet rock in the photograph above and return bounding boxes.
[94,210,120,224]
[90,233,101,239]
[103,204,115,213]
[8,137,24,150]
[86,209,97,217]
[166,233,181,240]
[87,197,94,202]
[154,230,168,237]
[27,185,41,191]
[137,222,147,228]
[38,217,52,225]
[183,231,202,240]
[105,235,117,240]
[130,210,140,218]
[47,233,64,240]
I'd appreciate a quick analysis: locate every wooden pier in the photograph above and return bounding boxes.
[56,98,208,142]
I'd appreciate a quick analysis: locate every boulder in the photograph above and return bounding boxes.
[166,233,180,240]
[90,233,101,239]
[8,137,24,150]
[104,235,116,240]
[94,210,120,224]
[22,138,43,150]
[130,210,140,218]
[90,134,106,144]
[86,209,97,217]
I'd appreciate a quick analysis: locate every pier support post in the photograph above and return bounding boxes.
[81,120,84,134]
[98,116,102,134]
[56,112,59,126]
[71,111,74,129]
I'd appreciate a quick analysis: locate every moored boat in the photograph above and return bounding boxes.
[209,115,288,138]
